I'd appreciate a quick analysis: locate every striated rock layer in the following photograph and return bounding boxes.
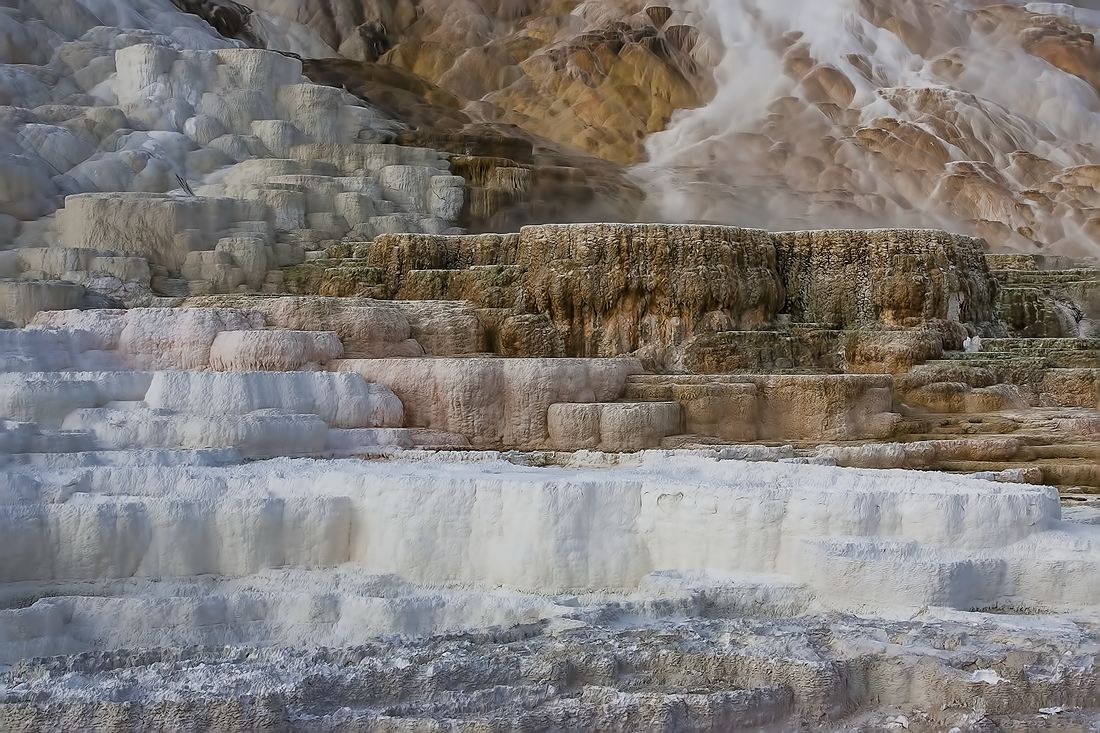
[289,223,999,359]
[267,223,1100,491]
[0,451,1098,730]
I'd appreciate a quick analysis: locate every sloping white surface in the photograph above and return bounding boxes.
[144,370,403,428]
[1,453,1095,614]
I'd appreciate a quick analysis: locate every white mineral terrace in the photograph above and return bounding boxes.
[1,305,1098,728]
[1,451,1096,618]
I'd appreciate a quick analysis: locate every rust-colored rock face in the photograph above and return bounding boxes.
[771,229,998,335]
[514,224,784,357]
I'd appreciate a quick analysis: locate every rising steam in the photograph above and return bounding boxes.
[634,0,1100,258]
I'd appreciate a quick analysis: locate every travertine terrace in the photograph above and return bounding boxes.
[1,1,1099,731]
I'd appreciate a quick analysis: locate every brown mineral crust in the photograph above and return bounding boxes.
[329,225,1005,362]
[300,57,471,130]
[513,224,785,358]
[169,0,260,46]
[367,232,520,275]
[770,228,998,336]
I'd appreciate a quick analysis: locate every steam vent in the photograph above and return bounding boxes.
[1,0,1100,730]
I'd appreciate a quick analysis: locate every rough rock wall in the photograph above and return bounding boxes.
[771,228,1000,342]
[514,224,784,358]
[335,356,643,448]
[352,224,997,359]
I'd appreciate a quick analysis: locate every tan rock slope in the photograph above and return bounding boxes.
[640,0,1100,257]
[169,0,656,232]
[187,0,1100,256]
[236,0,711,165]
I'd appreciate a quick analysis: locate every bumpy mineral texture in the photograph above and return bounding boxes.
[160,0,1100,255]
[292,224,995,359]
[771,228,1000,338]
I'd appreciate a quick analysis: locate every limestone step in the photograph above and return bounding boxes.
[282,259,389,298]
[985,253,1081,271]
[625,373,899,442]
[624,374,758,396]
[934,460,1100,489]
[396,266,524,306]
[933,339,1100,370]
[799,534,1100,612]
[671,327,949,375]
[909,361,1099,406]
[941,350,1100,369]
[547,401,681,452]
[149,275,191,297]
[325,428,471,453]
[672,330,845,374]
[821,438,1098,487]
[0,421,96,454]
[990,268,1100,285]
[649,402,1091,489]
[859,416,1100,489]
[929,355,1049,367]
[980,337,1100,352]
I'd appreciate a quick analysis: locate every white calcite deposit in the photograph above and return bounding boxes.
[0,444,1098,729]
[0,0,464,325]
[144,370,402,428]
[0,452,1093,604]
[1,308,1099,729]
[208,328,343,371]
